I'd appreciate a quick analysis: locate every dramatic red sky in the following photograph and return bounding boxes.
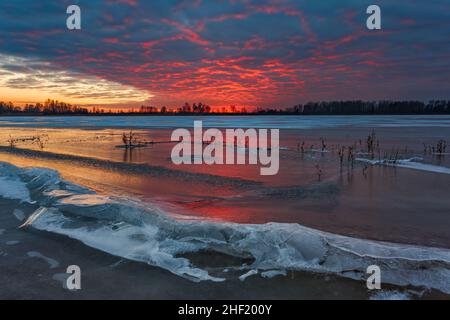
[0,0,449,109]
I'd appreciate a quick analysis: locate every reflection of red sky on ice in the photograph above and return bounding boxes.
[3,125,450,247]
[179,201,260,223]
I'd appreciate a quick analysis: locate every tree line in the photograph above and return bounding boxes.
[0,99,89,115]
[283,100,450,115]
[1,99,450,115]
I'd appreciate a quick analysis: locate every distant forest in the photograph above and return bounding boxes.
[1,99,450,115]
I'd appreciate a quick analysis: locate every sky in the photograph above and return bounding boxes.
[0,0,449,109]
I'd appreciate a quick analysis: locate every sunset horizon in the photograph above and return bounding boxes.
[1,1,450,110]
[1,0,450,304]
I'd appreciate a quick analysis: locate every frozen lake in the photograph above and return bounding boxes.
[1,115,450,129]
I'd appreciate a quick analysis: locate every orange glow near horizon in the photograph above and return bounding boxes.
[0,54,261,111]
[0,54,152,108]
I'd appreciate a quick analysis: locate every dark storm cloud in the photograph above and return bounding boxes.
[0,0,449,107]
